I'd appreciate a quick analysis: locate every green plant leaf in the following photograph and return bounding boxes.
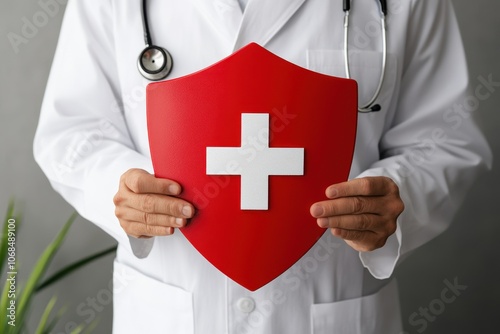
[35,296,57,334]
[15,212,77,328]
[36,245,117,292]
[69,323,85,334]
[43,304,68,334]
[81,319,99,334]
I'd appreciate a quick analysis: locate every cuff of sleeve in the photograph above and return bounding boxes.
[354,168,406,279]
[84,150,155,259]
[359,222,402,279]
[128,236,156,258]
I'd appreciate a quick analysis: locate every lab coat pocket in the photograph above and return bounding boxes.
[112,260,194,334]
[310,279,402,334]
[306,49,398,113]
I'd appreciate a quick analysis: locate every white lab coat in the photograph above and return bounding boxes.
[34,0,492,333]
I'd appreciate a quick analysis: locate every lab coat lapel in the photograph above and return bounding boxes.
[233,0,307,51]
[189,0,243,50]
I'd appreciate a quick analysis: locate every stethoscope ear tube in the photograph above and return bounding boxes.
[343,0,351,12]
[379,0,388,15]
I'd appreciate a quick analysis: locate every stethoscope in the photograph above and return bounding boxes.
[137,0,388,113]
[137,0,174,81]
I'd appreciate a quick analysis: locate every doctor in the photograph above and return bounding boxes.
[34,0,491,333]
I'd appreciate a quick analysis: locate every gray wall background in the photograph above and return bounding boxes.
[0,1,498,333]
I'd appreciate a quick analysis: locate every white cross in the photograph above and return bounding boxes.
[206,113,304,210]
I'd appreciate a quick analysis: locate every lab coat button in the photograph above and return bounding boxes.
[236,297,255,313]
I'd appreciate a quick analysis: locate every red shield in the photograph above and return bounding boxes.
[147,43,357,291]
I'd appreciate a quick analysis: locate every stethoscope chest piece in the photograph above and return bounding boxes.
[137,45,173,81]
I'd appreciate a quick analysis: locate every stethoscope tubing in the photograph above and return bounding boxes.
[141,0,153,46]
[344,0,387,113]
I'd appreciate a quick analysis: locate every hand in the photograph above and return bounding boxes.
[113,168,195,238]
[310,177,404,252]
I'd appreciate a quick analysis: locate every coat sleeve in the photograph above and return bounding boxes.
[358,0,492,278]
[33,0,155,257]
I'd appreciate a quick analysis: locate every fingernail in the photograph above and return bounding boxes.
[169,184,180,194]
[311,204,323,217]
[317,218,329,228]
[182,205,193,217]
[327,188,338,198]
[175,218,184,227]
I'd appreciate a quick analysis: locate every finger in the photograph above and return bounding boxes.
[123,169,182,196]
[330,228,382,252]
[317,213,379,231]
[121,221,174,238]
[116,207,187,228]
[125,192,195,218]
[311,196,382,218]
[325,177,397,199]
